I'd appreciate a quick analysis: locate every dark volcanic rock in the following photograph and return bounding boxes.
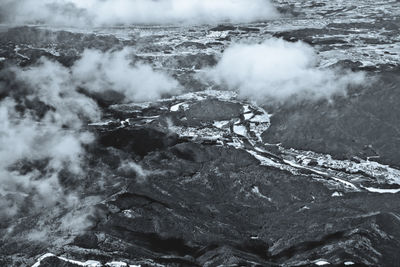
[99,127,179,157]
[0,26,124,67]
[161,53,217,70]
[170,142,258,165]
[39,256,80,267]
[2,2,400,266]
[262,70,400,167]
[272,28,353,45]
[238,26,260,32]
[78,142,400,266]
[73,233,99,249]
[184,99,243,125]
[4,93,400,266]
[210,25,237,31]
[0,27,121,50]
[78,88,126,107]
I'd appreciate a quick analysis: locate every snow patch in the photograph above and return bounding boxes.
[251,186,272,202]
[106,262,128,267]
[122,209,140,219]
[364,187,400,194]
[250,113,270,123]
[283,159,359,190]
[233,125,247,136]
[213,120,230,129]
[244,113,254,120]
[243,104,251,113]
[207,31,229,39]
[170,102,186,112]
[32,254,112,267]
[32,253,55,267]
[84,261,102,267]
[331,191,343,197]
[315,260,330,266]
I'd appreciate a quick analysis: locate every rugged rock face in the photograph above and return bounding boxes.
[2,89,400,266]
[1,0,400,266]
[0,26,125,67]
[263,70,400,167]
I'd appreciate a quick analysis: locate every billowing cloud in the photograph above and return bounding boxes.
[0,48,179,240]
[0,0,278,26]
[206,38,366,102]
[72,48,179,102]
[0,97,95,227]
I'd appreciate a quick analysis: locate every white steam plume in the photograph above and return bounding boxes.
[206,38,366,102]
[72,48,179,102]
[0,97,95,229]
[0,48,178,239]
[0,0,279,27]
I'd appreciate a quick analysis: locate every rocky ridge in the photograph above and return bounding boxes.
[23,90,400,267]
[1,0,400,266]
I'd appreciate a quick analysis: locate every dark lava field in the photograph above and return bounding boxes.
[1,0,400,266]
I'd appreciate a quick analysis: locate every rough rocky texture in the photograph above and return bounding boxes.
[1,0,400,266]
[263,70,400,167]
[1,89,399,266]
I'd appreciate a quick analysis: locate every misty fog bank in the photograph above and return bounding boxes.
[0,0,279,27]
